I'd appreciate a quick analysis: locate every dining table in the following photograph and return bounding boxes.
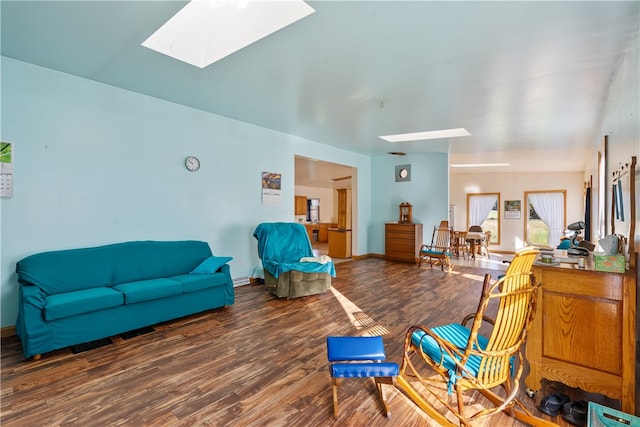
[465,231,485,259]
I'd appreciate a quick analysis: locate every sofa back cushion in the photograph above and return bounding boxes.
[16,240,212,295]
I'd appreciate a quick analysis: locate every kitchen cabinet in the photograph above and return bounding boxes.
[328,229,351,258]
[318,223,330,242]
[336,189,351,230]
[295,196,307,215]
[304,223,332,243]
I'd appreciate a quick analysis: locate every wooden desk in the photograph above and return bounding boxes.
[526,260,636,414]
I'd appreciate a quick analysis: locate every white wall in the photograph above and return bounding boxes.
[450,171,585,252]
[294,186,335,223]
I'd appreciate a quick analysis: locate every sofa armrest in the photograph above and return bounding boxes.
[218,263,231,274]
[16,284,52,358]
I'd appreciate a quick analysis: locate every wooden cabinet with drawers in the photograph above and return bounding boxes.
[385,223,423,263]
[526,263,636,414]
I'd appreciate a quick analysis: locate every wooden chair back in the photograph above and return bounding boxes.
[465,247,539,388]
[432,225,452,251]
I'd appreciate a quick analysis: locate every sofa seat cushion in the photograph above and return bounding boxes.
[113,278,183,304]
[45,287,124,321]
[171,273,230,293]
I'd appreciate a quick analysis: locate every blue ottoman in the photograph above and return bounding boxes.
[326,336,399,418]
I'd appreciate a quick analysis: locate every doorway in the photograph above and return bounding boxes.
[294,156,356,257]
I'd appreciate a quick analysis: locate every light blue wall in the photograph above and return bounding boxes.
[0,57,379,327]
[369,153,449,254]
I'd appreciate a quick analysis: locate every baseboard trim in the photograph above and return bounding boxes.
[1,325,16,338]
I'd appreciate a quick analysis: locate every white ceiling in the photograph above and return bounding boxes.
[2,1,638,177]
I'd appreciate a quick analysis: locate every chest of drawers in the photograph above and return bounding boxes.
[385,223,423,263]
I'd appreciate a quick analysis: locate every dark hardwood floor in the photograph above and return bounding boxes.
[1,258,627,426]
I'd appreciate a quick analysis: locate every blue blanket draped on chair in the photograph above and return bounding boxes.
[253,222,336,278]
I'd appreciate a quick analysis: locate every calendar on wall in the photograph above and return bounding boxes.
[1,142,14,198]
[261,171,281,205]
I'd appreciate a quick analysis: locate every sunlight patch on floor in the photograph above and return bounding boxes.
[461,273,488,282]
[329,286,389,335]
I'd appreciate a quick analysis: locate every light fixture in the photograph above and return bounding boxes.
[380,128,470,143]
[142,0,315,68]
[450,163,511,168]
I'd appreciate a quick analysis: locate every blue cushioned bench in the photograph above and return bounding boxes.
[326,336,399,418]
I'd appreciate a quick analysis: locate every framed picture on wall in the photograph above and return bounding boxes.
[504,200,521,219]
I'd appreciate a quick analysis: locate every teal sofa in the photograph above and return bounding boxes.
[15,240,234,359]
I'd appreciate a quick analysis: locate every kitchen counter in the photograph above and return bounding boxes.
[328,228,351,258]
[303,223,335,243]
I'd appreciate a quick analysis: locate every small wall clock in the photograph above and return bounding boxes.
[185,156,200,172]
[395,164,411,182]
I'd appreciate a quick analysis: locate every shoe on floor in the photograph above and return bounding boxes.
[562,400,588,426]
[538,393,570,417]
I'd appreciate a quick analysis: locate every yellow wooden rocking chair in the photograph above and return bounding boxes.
[397,247,556,426]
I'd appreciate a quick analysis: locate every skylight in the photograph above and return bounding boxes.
[380,128,471,143]
[450,163,510,168]
[142,0,315,68]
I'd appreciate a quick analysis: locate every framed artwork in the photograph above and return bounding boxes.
[504,200,521,219]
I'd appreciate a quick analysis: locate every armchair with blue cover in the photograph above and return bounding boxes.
[253,222,336,298]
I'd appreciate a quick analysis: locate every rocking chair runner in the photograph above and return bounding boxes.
[419,223,453,272]
[397,247,556,426]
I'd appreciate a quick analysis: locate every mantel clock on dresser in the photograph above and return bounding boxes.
[399,202,413,224]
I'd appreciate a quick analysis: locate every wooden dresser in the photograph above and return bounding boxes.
[385,223,423,263]
[526,261,636,414]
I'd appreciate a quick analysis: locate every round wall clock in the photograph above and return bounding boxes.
[185,156,200,172]
[395,164,411,182]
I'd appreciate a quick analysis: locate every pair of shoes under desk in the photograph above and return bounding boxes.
[326,336,399,418]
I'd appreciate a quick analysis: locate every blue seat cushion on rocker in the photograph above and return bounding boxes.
[44,287,124,321]
[114,278,183,304]
[420,249,452,257]
[411,323,488,381]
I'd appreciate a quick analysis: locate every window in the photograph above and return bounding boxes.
[467,193,500,244]
[524,190,566,247]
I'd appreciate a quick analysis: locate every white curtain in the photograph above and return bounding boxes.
[529,192,564,246]
[469,195,497,228]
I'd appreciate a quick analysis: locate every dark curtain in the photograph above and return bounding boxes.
[584,186,591,242]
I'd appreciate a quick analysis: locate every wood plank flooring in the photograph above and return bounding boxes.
[0,258,628,426]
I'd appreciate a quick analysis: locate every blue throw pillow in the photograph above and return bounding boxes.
[190,256,233,274]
